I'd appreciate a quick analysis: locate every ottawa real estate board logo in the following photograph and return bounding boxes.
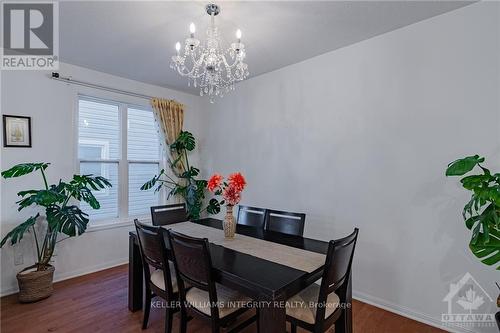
[1,1,59,70]
[442,272,496,329]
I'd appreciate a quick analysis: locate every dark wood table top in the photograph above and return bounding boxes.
[130,218,329,300]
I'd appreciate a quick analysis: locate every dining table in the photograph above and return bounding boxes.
[128,218,352,333]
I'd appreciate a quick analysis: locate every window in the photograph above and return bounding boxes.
[78,97,160,222]
[127,107,160,216]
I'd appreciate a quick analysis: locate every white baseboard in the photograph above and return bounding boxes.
[0,258,128,297]
[353,290,479,333]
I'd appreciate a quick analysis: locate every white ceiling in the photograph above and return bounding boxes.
[60,1,473,94]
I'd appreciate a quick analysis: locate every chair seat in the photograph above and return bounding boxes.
[150,262,179,292]
[286,283,340,324]
[186,284,251,318]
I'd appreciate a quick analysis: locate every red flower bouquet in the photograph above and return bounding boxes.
[207,172,246,206]
[207,172,246,238]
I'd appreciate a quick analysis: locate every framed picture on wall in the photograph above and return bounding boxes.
[3,115,32,148]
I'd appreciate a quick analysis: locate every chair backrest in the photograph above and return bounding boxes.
[316,228,359,322]
[151,203,187,226]
[264,209,306,236]
[134,219,174,296]
[167,230,214,291]
[167,230,220,317]
[237,205,266,229]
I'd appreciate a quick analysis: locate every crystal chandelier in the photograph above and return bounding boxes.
[170,4,249,102]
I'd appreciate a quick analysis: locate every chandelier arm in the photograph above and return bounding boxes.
[221,54,240,69]
[176,64,206,79]
[175,53,207,78]
[175,67,194,77]
[175,62,198,77]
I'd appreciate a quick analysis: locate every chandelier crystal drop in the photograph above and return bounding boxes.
[170,3,249,103]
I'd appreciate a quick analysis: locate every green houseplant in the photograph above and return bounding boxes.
[0,162,111,302]
[446,155,500,269]
[141,131,220,219]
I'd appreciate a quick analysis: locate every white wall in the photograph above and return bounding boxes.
[200,3,499,332]
[0,62,203,295]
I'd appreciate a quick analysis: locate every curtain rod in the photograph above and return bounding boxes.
[51,72,154,100]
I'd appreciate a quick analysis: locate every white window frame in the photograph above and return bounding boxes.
[77,95,161,224]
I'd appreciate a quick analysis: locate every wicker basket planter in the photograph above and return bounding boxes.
[16,264,55,303]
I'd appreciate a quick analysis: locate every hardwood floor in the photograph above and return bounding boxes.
[0,265,445,333]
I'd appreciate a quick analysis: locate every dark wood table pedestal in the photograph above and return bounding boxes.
[259,301,287,332]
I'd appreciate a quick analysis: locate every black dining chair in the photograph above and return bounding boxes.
[134,220,182,333]
[264,209,306,236]
[237,205,266,229]
[151,203,187,226]
[286,228,359,333]
[167,230,258,333]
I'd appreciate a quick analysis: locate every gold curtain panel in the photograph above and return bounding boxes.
[150,98,184,145]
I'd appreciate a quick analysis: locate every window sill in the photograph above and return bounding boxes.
[86,216,152,233]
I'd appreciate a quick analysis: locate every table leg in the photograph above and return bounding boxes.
[259,301,286,333]
[128,234,143,312]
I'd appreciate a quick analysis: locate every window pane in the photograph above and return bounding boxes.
[127,108,159,161]
[79,162,119,220]
[129,163,159,216]
[79,146,103,160]
[78,99,120,160]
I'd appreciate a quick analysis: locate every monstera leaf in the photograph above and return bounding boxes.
[69,175,111,208]
[16,189,66,210]
[446,155,484,176]
[70,174,112,191]
[1,163,50,178]
[78,188,100,209]
[141,169,170,194]
[0,214,39,247]
[207,198,221,215]
[181,167,200,179]
[469,224,500,269]
[46,205,89,237]
[171,131,195,152]
[141,169,164,190]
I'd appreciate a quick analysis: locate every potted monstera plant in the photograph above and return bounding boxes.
[446,155,500,269]
[0,163,111,302]
[446,155,500,328]
[141,131,220,219]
